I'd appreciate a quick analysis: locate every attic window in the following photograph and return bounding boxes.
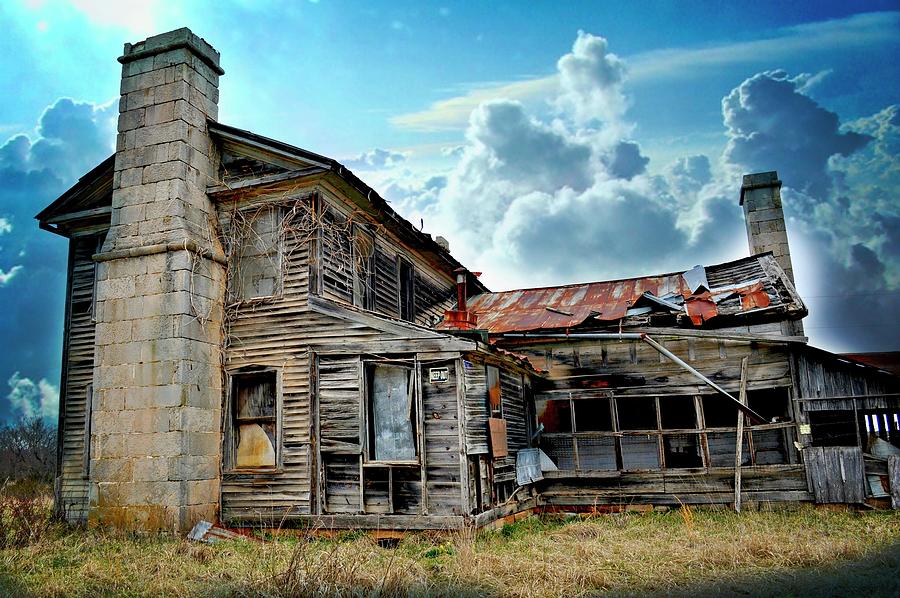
[231,207,282,302]
[229,370,279,470]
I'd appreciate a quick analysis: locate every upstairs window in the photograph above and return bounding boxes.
[367,363,417,462]
[228,370,279,470]
[398,257,416,322]
[352,225,376,310]
[230,207,282,302]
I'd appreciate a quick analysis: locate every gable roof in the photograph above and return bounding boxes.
[453,253,806,334]
[34,154,114,234]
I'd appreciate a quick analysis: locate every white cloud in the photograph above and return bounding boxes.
[555,31,627,125]
[389,11,899,133]
[344,148,407,170]
[0,265,23,285]
[0,218,11,235]
[6,372,59,420]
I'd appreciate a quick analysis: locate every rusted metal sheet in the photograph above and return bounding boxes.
[459,254,800,334]
[488,418,509,458]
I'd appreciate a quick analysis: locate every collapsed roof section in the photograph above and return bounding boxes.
[453,253,806,334]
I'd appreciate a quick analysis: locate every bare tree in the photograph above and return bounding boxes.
[0,417,57,483]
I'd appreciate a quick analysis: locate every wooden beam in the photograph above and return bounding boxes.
[735,356,749,513]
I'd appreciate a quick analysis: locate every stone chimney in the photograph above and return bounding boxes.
[90,28,226,532]
[740,171,795,283]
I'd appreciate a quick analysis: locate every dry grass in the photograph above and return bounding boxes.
[1,506,899,597]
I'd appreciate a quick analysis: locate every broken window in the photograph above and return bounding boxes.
[616,397,658,430]
[659,396,698,430]
[352,225,375,310]
[231,207,282,302]
[537,399,571,433]
[367,364,417,462]
[702,395,739,428]
[808,410,858,447]
[398,257,415,322]
[229,370,278,469]
[574,398,613,432]
[747,388,791,423]
[663,433,703,468]
[486,365,502,419]
[620,435,660,469]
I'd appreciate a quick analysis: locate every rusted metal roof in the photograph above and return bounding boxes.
[448,254,804,334]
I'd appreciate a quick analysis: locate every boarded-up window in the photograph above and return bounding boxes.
[231,207,281,301]
[352,225,375,310]
[486,365,502,418]
[398,258,415,322]
[368,364,417,462]
[230,370,278,469]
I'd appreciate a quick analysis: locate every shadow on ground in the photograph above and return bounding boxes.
[614,542,900,598]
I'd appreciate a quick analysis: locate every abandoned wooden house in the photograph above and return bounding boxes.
[36,29,900,533]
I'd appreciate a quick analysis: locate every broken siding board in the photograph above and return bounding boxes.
[804,446,866,504]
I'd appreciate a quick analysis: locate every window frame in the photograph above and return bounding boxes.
[224,367,283,473]
[363,361,420,465]
[397,256,416,322]
[351,223,376,310]
[228,205,285,304]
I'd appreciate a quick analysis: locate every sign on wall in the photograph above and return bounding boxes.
[429,367,449,383]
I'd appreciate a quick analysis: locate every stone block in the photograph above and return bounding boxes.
[143,160,188,184]
[131,409,172,434]
[132,456,170,481]
[122,55,156,77]
[119,167,143,188]
[95,434,126,459]
[125,432,183,458]
[96,320,133,344]
[153,80,191,104]
[97,276,137,301]
[118,108,145,132]
[170,406,218,433]
[122,480,180,506]
[126,88,155,111]
[185,432,220,457]
[167,455,219,481]
[120,69,166,95]
[92,458,133,483]
[134,120,189,148]
[145,101,175,126]
[184,479,219,505]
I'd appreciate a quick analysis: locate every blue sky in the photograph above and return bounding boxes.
[1,1,898,424]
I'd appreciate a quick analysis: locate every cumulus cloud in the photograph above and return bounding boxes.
[0,217,11,235]
[344,147,407,170]
[6,372,59,421]
[0,96,114,423]
[722,70,871,198]
[555,30,627,125]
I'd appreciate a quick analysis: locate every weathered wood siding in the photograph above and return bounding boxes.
[58,235,100,523]
[463,361,489,454]
[804,446,866,504]
[538,465,812,506]
[796,348,899,411]
[421,360,464,515]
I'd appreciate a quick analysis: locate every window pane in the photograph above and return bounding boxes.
[235,373,276,419]
[702,396,739,428]
[398,259,415,321]
[620,435,660,469]
[486,366,501,418]
[540,435,575,469]
[371,365,416,461]
[575,436,617,470]
[752,429,789,464]
[235,422,276,468]
[706,432,751,467]
[617,397,658,430]
[234,208,280,300]
[537,399,571,433]
[659,396,697,430]
[748,388,791,423]
[574,398,612,432]
[663,433,703,468]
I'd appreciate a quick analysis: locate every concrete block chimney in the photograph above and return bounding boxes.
[740,171,794,283]
[89,28,226,532]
